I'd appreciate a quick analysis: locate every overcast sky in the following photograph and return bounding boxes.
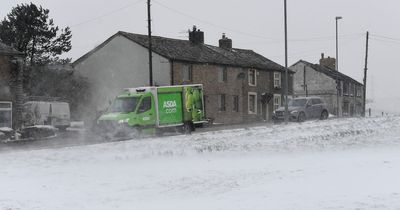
[1,0,399,112]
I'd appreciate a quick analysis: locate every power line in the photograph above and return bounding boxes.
[153,0,364,44]
[370,37,400,45]
[69,0,145,28]
[152,0,279,41]
[269,34,364,58]
[370,33,400,42]
[289,33,363,42]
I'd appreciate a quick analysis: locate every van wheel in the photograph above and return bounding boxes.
[182,122,192,134]
[297,112,306,122]
[320,110,329,120]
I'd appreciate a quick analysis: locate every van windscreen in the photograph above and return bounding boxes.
[110,97,140,113]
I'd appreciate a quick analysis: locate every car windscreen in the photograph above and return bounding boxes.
[289,98,307,107]
[109,97,140,113]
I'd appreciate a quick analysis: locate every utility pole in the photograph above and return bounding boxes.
[363,31,369,117]
[335,16,342,117]
[283,0,289,124]
[147,0,153,86]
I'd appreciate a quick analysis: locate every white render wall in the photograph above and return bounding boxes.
[74,35,171,115]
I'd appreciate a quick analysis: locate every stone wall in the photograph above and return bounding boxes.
[172,61,279,124]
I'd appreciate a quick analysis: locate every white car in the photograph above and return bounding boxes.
[23,101,71,130]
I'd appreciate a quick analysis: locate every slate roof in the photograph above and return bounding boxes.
[74,31,287,72]
[294,60,363,86]
[0,42,24,56]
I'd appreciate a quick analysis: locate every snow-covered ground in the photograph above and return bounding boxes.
[2,116,400,210]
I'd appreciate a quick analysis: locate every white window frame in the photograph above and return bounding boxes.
[248,92,257,114]
[273,94,281,111]
[248,69,257,86]
[274,72,281,88]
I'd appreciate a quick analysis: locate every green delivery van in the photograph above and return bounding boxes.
[96,84,206,137]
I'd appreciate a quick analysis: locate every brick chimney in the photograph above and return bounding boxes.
[219,33,232,49]
[189,26,204,44]
[319,53,336,70]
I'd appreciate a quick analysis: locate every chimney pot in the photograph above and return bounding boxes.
[219,33,232,50]
[319,54,336,70]
[188,25,204,44]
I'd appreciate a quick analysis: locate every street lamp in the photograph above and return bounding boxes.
[283,0,289,124]
[335,16,342,117]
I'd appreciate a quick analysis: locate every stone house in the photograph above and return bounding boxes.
[73,27,293,124]
[290,54,364,117]
[0,42,24,101]
[0,42,24,128]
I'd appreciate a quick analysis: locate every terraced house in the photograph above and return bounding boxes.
[74,27,293,124]
[290,54,364,117]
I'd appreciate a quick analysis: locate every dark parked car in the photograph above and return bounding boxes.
[272,97,329,122]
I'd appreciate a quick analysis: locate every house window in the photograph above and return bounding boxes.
[343,82,349,96]
[218,66,228,82]
[273,94,281,111]
[356,86,362,97]
[343,101,349,116]
[248,69,257,86]
[248,92,257,114]
[233,95,239,112]
[274,72,281,88]
[218,94,226,111]
[350,83,355,96]
[336,81,342,96]
[182,65,193,82]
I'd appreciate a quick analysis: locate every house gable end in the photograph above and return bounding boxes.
[73,33,169,67]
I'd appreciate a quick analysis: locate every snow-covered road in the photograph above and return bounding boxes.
[1,116,400,210]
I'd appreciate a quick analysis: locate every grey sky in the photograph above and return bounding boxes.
[1,0,399,112]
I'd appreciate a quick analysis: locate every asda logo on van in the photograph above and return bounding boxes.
[163,100,177,108]
[163,100,178,114]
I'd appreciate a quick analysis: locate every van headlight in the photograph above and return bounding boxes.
[118,119,129,124]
